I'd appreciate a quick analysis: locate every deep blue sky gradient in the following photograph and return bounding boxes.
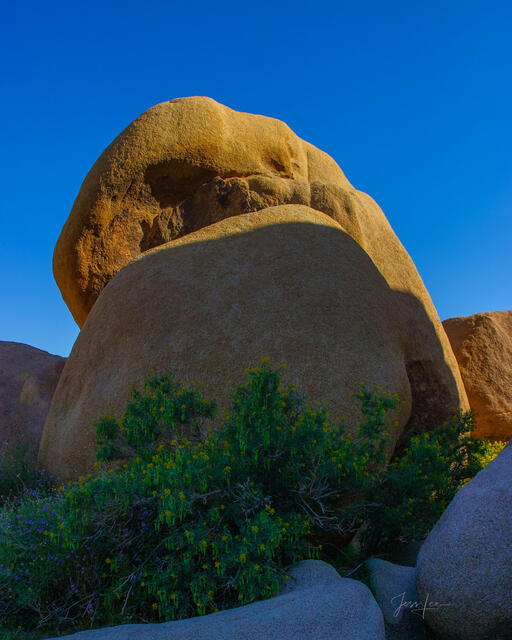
[1,0,511,357]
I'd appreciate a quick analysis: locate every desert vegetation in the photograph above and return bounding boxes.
[0,361,504,639]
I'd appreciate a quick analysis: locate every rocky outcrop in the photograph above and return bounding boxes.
[39,206,413,480]
[416,442,512,640]
[53,97,467,433]
[443,311,512,440]
[0,342,65,454]
[46,560,385,640]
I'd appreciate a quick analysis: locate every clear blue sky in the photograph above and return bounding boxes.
[1,1,511,358]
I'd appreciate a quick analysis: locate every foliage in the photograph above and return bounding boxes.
[362,411,506,551]
[0,362,397,637]
[0,442,54,507]
[0,363,504,638]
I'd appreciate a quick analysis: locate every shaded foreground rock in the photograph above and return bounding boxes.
[54,96,467,433]
[367,558,426,640]
[443,310,512,440]
[367,558,418,625]
[39,206,412,480]
[48,560,385,640]
[0,342,65,454]
[416,442,512,640]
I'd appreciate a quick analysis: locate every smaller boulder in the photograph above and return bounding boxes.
[443,311,512,440]
[416,441,512,640]
[367,558,426,640]
[47,560,385,640]
[0,342,65,455]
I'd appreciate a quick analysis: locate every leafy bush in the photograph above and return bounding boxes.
[0,362,504,638]
[362,411,506,551]
[0,442,54,507]
[0,362,397,637]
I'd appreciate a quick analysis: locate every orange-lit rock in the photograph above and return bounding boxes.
[40,206,413,480]
[443,311,512,440]
[53,97,467,435]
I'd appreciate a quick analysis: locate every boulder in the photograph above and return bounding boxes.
[367,558,426,640]
[46,560,385,640]
[443,311,512,440]
[54,96,467,432]
[0,342,65,455]
[40,206,412,480]
[367,558,418,625]
[416,441,512,640]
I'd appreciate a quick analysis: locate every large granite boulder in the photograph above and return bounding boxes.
[54,97,467,433]
[416,442,512,640]
[47,560,385,640]
[443,311,512,440]
[40,205,413,480]
[0,342,65,455]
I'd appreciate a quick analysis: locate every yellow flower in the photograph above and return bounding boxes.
[215,561,220,568]
[170,593,176,600]
[105,558,111,564]
[259,544,266,552]
[152,603,158,610]
[251,525,259,533]
[239,553,247,562]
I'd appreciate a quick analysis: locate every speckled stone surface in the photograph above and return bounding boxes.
[49,560,385,640]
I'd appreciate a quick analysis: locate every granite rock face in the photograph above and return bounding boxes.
[0,341,65,455]
[416,442,512,640]
[443,310,512,440]
[53,97,467,435]
[40,206,412,480]
[46,560,385,640]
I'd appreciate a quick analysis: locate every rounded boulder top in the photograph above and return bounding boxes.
[52,96,468,437]
[54,96,352,327]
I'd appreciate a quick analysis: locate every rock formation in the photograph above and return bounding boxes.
[45,560,385,640]
[443,310,512,440]
[39,206,412,480]
[416,441,512,640]
[52,96,467,441]
[0,342,65,455]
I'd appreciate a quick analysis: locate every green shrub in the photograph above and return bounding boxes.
[0,442,54,506]
[362,411,506,551]
[0,362,396,637]
[0,362,504,638]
